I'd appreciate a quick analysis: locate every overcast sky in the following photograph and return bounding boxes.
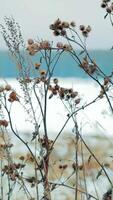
[0,0,113,49]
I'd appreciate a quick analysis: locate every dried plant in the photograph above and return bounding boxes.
[0,4,113,199]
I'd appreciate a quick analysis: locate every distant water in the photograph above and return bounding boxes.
[0,50,113,78]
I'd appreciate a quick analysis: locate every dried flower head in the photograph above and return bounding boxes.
[5,85,12,91]
[104,77,110,85]
[106,6,112,13]
[0,86,4,93]
[101,2,107,8]
[40,40,50,49]
[56,42,63,49]
[62,21,70,28]
[35,63,41,69]
[53,78,58,84]
[79,25,85,31]
[103,189,112,200]
[75,98,80,104]
[63,44,72,51]
[70,21,76,27]
[8,91,19,102]
[28,39,34,45]
[19,156,25,161]
[53,30,60,36]
[86,25,91,33]
[39,69,46,76]
[0,120,8,127]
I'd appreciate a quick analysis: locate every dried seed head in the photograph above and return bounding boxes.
[62,21,70,28]
[106,7,112,13]
[86,25,91,33]
[39,69,46,76]
[28,39,34,45]
[0,86,4,92]
[19,156,25,161]
[5,85,12,91]
[71,92,78,98]
[104,77,110,85]
[53,78,58,84]
[63,44,72,51]
[35,63,41,69]
[79,25,85,31]
[101,2,107,8]
[72,163,77,170]
[99,90,104,98]
[29,51,36,56]
[49,24,55,30]
[61,29,67,36]
[70,21,76,27]
[82,30,88,37]
[75,98,80,104]
[63,164,68,169]
[40,40,50,49]
[0,120,8,127]
[35,78,41,84]
[54,18,62,26]
[53,30,60,36]
[110,3,113,10]
[57,42,63,49]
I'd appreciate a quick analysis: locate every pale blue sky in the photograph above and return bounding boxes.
[0,0,112,49]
